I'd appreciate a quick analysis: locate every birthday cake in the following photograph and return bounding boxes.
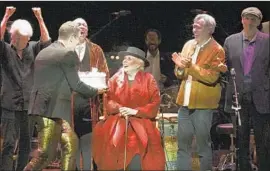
[78,68,107,89]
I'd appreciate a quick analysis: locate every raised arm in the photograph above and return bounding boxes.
[32,7,50,42]
[1,6,16,40]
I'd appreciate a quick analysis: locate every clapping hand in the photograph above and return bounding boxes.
[172,52,192,69]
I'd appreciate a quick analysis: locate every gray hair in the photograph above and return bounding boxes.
[194,14,216,34]
[10,19,33,37]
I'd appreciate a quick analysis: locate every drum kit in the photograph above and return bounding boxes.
[159,85,200,170]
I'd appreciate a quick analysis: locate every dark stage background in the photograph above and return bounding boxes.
[1,1,269,83]
[1,1,269,52]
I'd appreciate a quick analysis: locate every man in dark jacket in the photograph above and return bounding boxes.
[23,21,107,171]
[0,6,51,171]
[224,7,270,171]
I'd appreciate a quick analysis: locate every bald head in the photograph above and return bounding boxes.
[73,18,88,42]
[74,18,88,27]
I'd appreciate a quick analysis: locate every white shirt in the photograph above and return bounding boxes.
[183,37,212,106]
[75,42,86,62]
[144,50,161,83]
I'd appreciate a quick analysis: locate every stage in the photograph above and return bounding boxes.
[1,112,257,171]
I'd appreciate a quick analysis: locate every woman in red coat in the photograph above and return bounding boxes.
[92,47,165,170]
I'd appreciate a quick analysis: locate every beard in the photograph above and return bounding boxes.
[147,44,158,51]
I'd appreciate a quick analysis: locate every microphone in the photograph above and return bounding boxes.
[111,10,131,16]
[230,68,236,77]
[190,9,208,14]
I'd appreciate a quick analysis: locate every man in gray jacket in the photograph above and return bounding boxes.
[23,21,107,171]
[224,7,270,171]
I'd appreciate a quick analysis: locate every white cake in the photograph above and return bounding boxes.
[78,68,107,89]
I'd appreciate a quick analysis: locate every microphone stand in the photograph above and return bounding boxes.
[231,70,241,171]
[90,15,121,40]
[231,75,241,126]
[159,106,165,147]
[160,93,174,170]
[158,105,170,170]
[160,93,172,147]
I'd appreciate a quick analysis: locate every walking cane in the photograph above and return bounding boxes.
[124,115,129,170]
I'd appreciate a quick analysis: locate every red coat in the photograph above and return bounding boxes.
[92,70,165,170]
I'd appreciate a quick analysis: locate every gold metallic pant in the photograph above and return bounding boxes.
[23,116,78,171]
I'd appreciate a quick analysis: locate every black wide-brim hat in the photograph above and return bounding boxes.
[118,46,150,68]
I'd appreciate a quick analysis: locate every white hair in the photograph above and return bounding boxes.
[117,57,145,87]
[10,19,33,37]
[194,14,216,34]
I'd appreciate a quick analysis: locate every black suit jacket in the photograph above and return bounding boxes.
[28,41,98,124]
[224,31,270,114]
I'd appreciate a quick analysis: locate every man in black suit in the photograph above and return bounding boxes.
[144,29,165,89]
[23,21,107,171]
[144,29,175,90]
[224,7,270,171]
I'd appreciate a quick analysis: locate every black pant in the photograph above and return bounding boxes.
[0,109,31,171]
[252,111,270,171]
[237,93,270,171]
